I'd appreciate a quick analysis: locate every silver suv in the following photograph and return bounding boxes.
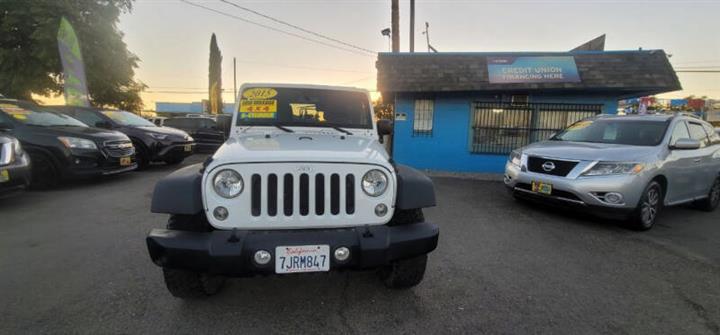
[504,114,720,230]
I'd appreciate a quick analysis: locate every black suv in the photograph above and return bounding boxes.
[53,106,195,169]
[0,99,137,187]
[163,117,225,152]
[0,134,31,196]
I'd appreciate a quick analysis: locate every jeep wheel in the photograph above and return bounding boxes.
[628,181,663,231]
[162,268,225,299]
[379,255,428,289]
[695,176,720,212]
[388,208,424,226]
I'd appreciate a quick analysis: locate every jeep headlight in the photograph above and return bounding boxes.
[213,169,243,198]
[582,162,644,176]
[362,169,388,197]
[508,150,522,167]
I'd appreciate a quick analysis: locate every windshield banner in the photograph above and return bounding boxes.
[57,17,91,107]
[487,56,581,84]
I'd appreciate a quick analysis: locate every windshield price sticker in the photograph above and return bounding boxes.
[290,103,326,122]
[242,88,278,100]
[239,99,278,119]
[0,104,31,120]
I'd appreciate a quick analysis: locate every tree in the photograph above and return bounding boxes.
[0,0,145,111]
[208,33,223,115]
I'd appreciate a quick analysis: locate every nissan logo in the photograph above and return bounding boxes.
[542,161,556,172]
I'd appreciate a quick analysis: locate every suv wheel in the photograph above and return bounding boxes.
[29,154,59,189]
[162,268,225,299]
[628,181,662,231]
[134,144,149,170]
[695,176,720,212]
[379,255,428,289]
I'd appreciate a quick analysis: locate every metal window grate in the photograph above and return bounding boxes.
[470,101,602,154]
[413,99,434,137]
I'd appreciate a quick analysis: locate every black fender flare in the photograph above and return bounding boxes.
[151,163,204,215]
[395,164,436,210]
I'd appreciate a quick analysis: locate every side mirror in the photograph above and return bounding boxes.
[95,121,112,129]
[670,138,701,150]
[377,119,393,136]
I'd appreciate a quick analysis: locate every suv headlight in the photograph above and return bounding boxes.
[362,169,388,197]
[508,150,521,167]
[213,169,243,198]
[582,162,644,176]
[186,135,194,142]
[58,137,97,150]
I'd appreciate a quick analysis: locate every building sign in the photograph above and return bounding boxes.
[487,56,581,84]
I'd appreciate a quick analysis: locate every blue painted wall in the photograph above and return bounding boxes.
[392,92,619,173]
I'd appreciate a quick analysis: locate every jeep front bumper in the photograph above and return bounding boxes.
[146,222,439,276]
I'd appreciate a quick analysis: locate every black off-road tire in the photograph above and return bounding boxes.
[162,268,225,299]
[163,213,223,298]
[387,208,424,226]
[695,176,720,212]
[627,181,663,231]
[380,255,428,289]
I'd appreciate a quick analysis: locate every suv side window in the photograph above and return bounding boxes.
[701,123,720,145]
[688,122,710,148]
[669,121,690,145]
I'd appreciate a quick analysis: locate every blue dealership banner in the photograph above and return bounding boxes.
[487,56,581,84]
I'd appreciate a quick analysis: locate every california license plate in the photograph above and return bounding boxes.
[119,156,132,166]
[0,169,8,183]
[275,245,330,274]
[184,144,192,152]
[531,181,552,195]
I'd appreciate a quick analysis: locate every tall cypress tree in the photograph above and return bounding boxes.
[208,33,223,115]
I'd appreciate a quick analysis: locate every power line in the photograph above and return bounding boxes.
[234,59,371,73]
[219,0,377,54]
[179,0,376,58]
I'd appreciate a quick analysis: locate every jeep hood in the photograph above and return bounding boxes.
[521,140,661,162]
[210,133,390,167]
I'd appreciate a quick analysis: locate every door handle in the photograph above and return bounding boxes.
[693,158,702,163]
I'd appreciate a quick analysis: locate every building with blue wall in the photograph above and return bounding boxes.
[376,50,681,173]
[155,101,234,114]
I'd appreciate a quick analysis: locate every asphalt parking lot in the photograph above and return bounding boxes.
[1,154,719,334]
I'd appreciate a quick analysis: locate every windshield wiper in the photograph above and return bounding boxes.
[331,126,353,136]
[274,125,294,133]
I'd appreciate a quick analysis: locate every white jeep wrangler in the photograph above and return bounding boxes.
[146,84,439,298]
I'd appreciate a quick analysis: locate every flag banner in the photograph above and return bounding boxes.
[57,17,90,107]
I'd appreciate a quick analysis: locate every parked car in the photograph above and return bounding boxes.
[0,99,137,187]
[147,116,167,127]
[146,84,439,298]
[163,117,225,151]
[0,134,31,196]
[505,114,720,230]
[53,106,195,169]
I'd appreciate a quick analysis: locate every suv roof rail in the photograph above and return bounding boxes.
[672,111,701,119]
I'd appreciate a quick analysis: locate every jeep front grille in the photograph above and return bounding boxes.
[250,173,356,217]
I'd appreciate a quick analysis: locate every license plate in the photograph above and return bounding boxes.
[531,181,552,195]
[0,169,8,183]
[184,144,192,152]
[119,156,132,166]
[275,245,330,274]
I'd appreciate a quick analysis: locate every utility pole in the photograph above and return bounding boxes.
[424,22,430,52]
[233,57,237,104]
[391,0,399,52]
[409,0,415,52]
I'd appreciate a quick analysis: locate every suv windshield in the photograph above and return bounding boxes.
[236,87,372,129]
[0,101,87,127]
[552,118,670,146]
[101,111,155,127]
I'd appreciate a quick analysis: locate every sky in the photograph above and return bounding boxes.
[53,0,720,108]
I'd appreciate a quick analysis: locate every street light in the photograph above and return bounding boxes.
[381,28,391,52]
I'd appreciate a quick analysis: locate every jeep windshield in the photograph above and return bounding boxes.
[236,87,372,129]
[0,101,87,127]
[552,118,670,146]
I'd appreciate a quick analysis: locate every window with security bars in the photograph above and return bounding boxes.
[470,102,602,154]
[413,99,434,136]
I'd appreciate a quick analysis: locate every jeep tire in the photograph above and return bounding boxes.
[163,213,223,298]
[380,255,428,289]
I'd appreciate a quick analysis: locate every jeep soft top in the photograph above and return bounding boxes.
[145,84,439,298]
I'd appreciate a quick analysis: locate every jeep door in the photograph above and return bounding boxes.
[664,121,700,203]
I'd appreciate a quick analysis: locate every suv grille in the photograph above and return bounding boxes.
[250,173,356,217]
[527,156,578,177]
[103,140,134,157]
